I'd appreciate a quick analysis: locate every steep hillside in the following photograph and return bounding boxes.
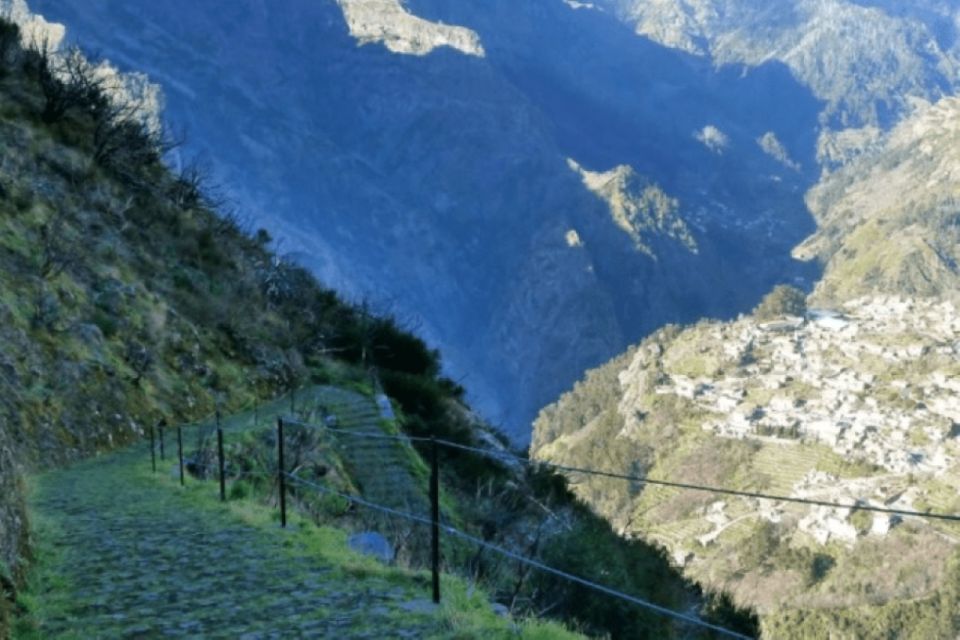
[532,98,960,636]
[534,297,960,637]
[795,97,960,303]
[0,23,758,638]
[21,0,821,435]
[0,22,462,632]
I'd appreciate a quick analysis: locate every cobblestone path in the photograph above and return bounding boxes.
[26,448,444,639]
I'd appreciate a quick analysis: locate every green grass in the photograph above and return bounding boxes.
[10,490,74,639]
[14,444,583,639]
[149,454,583,639]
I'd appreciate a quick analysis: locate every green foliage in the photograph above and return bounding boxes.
[537,513,677,638]
[702,592,760,638]
[737,521,780,572]
[532,345,638,451]
[849,508,873,535]
[227,480,250,501]
[90,308,118,339]
[537,501,759,639]
[809,553,835,585]
[754,284,808,320]
[764,552,960,638]
[370,317,441,377]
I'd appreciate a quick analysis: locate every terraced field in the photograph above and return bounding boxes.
[751,444,830,494]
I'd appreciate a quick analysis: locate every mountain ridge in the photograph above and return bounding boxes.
[23,0,822,436]
[600,0,960,129]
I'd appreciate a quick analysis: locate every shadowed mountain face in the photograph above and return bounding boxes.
[29,0,821,438]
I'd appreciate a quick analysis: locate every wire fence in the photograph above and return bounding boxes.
[148,405,759,639]
[283,471,752,640]
[150,392,960,639]
[281,420,960,524]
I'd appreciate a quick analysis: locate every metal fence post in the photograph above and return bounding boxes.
[149,422,156,473]
[159,420,166,460]
[430,436,441,604]
[217,423,226,502]
[278,417,287,528]
[177,426,185,487]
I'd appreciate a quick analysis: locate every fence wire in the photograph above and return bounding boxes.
[284,471,752,639]
[281,417,960,524]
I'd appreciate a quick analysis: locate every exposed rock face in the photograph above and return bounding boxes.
[28,0,819,437]
[337,0,484,57]
[757,131,800,171]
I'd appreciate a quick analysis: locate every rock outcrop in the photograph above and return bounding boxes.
[337,0,484,57]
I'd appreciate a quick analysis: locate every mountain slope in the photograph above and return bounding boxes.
[534,297,960,637]
[0,24,759,638]
[795,96,960,302]
[0,26,462,631]
[532,96,960,637]
[601,0,960,130]
[22,0,822,436]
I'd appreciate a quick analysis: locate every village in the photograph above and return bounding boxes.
[641,296,960,546]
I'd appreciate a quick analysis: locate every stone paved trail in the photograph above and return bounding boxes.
[26,447,446,639]
[310,387,430,519]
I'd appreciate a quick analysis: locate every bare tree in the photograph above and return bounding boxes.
[90,96,159,170]
[30,44,105,124]
[38,210,76,279]
[169,159,220,210]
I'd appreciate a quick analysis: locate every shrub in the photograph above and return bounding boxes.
[30,45,104,125]
[754,284,807,319]
[91,308,119,338]
[228,480,251,500]
[369,316,441,377]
